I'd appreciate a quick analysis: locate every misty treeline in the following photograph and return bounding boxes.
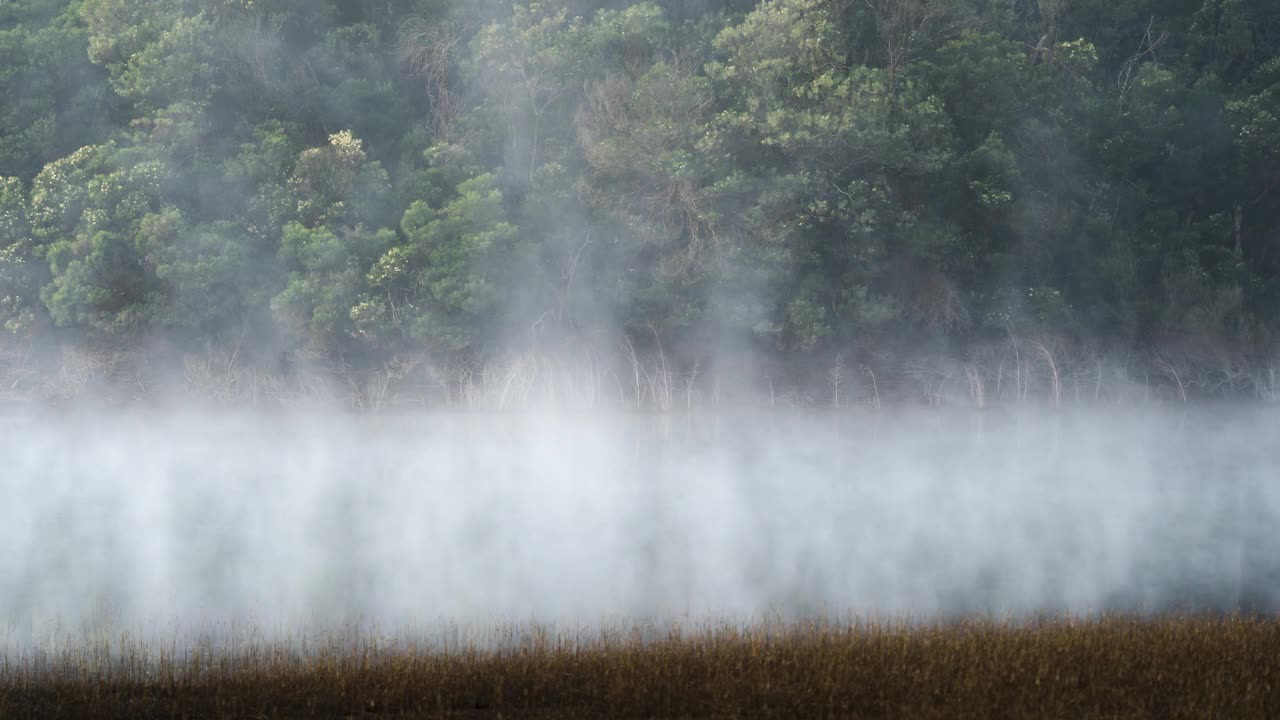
[1,0,1279,407]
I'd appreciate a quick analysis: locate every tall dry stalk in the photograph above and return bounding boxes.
[1006,322,1025,402]
[649,322,673,412]
[964,363,985,409]
[1155,356,1187,403]
[863,366,881,411]
[1258,365,1279,403]
[829,355,845,409]
[1030,340,1061,408]
[623,336,643,408]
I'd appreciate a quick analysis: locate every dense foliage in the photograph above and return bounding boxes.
[2,0,1278,383]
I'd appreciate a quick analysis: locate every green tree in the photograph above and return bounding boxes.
[0,0,118,181]
[271,131,397,348]
[135,209,277,337]
[29,143,168,334]
[362,173,520,351]
[0,177,43,335]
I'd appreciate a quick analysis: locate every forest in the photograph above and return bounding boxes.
[1,0,1278,406]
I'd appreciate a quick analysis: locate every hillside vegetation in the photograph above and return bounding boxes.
[2,0,1279,405]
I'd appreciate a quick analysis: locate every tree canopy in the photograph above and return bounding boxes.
[1,0,1278,398]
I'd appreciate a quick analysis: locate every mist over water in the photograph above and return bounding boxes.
[2,407,1278,651]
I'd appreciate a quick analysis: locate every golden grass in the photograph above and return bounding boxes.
[2,615,1278,719]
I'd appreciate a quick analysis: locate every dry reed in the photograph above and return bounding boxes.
[2,615,1277,719]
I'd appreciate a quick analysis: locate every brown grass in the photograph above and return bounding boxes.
[2,615,1278,719]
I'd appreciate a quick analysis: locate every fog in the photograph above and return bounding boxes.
[2,406,1277,653]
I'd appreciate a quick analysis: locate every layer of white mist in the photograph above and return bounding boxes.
[1,408,1277,652]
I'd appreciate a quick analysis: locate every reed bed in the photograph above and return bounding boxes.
[1,615,1277,718]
